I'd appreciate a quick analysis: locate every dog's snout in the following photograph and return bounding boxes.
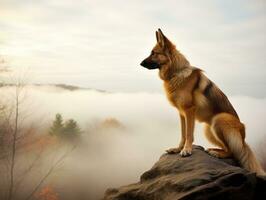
[140,60,146,67]
[140,58,159,70]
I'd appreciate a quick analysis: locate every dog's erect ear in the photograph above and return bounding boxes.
[157,29,165,48]
[157,28,174,50]
[158,28,165,38]
[155,31,159,43]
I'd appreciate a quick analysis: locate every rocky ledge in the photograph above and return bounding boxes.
[103,145,266,200]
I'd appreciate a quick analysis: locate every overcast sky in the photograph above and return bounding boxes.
[1,0,266,97]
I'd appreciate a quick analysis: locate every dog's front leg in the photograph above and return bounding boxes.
[166,114,186,154]
[180,106,195,157]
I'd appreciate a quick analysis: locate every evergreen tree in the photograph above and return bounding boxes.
[49,113,64,136]
[63,119,81,139]
[49,114,81,141]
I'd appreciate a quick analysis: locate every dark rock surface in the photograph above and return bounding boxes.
[103,145,266,200]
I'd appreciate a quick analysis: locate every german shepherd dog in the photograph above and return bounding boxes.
[140,29,265,175]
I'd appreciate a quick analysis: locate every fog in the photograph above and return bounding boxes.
[0,85,266,199]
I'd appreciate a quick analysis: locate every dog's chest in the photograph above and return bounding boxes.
[164,82,192,109]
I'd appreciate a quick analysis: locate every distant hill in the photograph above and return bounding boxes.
[0,83,107,93]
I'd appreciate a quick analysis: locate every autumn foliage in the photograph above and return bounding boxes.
[35,186,59,200]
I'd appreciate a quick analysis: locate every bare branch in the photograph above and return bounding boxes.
[14,148,44,195]
[23,145,76,200]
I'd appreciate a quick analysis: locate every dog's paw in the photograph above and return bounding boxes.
[206,148,231,158]
[180,147,192,157]
[206,149,220,158]
[166,147,182,154]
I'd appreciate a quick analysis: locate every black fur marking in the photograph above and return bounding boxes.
[207,84,239,119]
[203,81,213,97]
[192,72,201,91]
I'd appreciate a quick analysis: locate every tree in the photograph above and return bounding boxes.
[49,114,64,136]
[49,114,81,141]
[63,119,81,139]
[7,80,24,200]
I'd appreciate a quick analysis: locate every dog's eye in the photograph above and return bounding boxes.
[151,51,156,56]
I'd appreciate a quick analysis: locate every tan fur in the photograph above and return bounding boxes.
[141,29,265,175]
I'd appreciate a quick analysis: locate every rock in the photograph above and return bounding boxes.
[103,145,266,200]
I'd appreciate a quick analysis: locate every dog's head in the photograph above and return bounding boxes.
[140,29,175,70]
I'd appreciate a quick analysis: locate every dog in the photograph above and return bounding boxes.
[140,29,265,175]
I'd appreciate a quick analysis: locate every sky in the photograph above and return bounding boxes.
[0,0,266,97]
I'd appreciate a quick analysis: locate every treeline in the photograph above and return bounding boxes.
[49,113,81,141]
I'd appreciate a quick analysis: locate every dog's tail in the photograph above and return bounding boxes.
[225,131,265,176]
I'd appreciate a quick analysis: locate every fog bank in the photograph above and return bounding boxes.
[0,85,265,199]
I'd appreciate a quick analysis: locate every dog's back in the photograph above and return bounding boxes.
[193,72,239,122]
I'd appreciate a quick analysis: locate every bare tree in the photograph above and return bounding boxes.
[7,81,23,200]
[0,74,75,200]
